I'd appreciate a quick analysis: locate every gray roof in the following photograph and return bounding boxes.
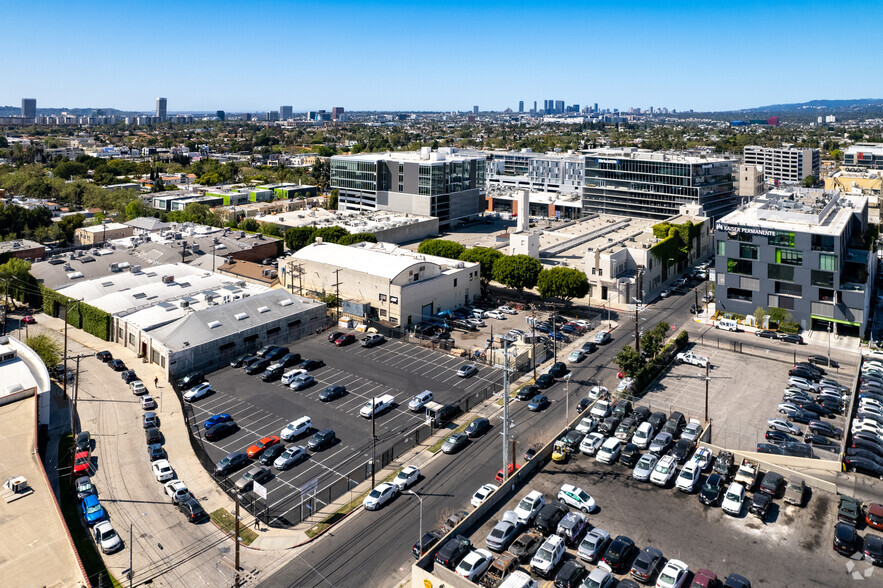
[124,217,175,232]
[0,239,43,254]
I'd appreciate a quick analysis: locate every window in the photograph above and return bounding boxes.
[819,253,838,271]
[727,258,752,275]
[768,231,795,248]
[128,333,135,345]
[775,282,802,297]
[739,244,758,260]
[726,287,753,301]
[740,277,760,291]
[267,327,280,335]
[776,249,802,266]
[768,264,794,281]
[811,270,834,288]
[818,288,835,302]
[379,309,387,317]
[776,296,795,310]
[453,279,457,287]
[287,319,301,328]
[379,293,387,302]
[219,341,235,351]
[717,240,726,256]
[390,296,398,304]
[811,235,835,252]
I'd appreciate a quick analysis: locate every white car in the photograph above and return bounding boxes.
[580,432,606,456]
[650,455,677,487]
[595,437,621,465]
[632,421,654,449]
[588,386,609,401]
[392,465,420,490]
[568,350,586,363]
[409,390,434,412]
[557,483,596,513]
[281,368,307,385]
[594,331,611,344]
[93,521,123,554]
[676,351,709,368]
[777,402,800,414]
[456,548,494,580]
[471,483,498,508]
[691,447,713,470]
[767,418,801,435]
[484,310,506,320]
[140,395,157,410]
[576,417,597,434]
[721,482,745,516]
[163,480,190,504]
[273,446,307,470]
[590,400,611,419]
[787,377,819,392]
[676,462,701,493]
[859,405,883,419]
[152,459,174,482]
[498,305,518,315]
[530,534,566,578]
[363,482,398,511]
[514,490,545,524]
[130,380,147,395]
[183,382,213,402]
[616,377,635,393]
[660,288,672,298]
[656,559,689,588]
[280,416,312,441]
[633,453,658,482]
[860,398,883,411]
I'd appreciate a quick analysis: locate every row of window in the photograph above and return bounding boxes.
[722,242,838,272]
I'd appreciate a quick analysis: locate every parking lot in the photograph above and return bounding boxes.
[459,445,847,587]
[187,330,502,523]
[642,342,851,457]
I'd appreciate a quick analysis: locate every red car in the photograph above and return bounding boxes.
[617,371,626,379]
[868,502,883,531]
[73,450,91,475]
[691,569,720,587]
[334,334,356,347]
[21,315,36,325]
[495,463,521,483]
[246,436,280,458]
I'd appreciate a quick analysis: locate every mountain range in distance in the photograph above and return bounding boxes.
[733,98,883,113]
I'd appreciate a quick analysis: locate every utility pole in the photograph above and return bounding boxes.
[128,524,133,588]
[530,306,537,380]
[564,374,572,430]
[704,361,709,422]
[234,494,241,588]
[371,397,376,488]
[552,311,557,364]
[332,268,341,322]
[63,300,69,398]
[634,303,640,357]
[502,338,510,481]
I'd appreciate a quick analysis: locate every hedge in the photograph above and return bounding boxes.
[632,331,690,394]
[40,284,111,341]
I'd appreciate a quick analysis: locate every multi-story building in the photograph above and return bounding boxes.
[484,149,583,196]
[155,97,167,121]
[742,146,820,185]
[21,98,36,120]
[582,147,737,220]
[74,222,135,245]
[331,107,344,120]
[737,164,765,197]
[844,143,883,170]
[280,105,293,120]
[714,187,873,334]
[518,101,524,113]
[330,148,485,227]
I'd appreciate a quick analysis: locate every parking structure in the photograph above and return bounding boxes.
[186,330,502,524]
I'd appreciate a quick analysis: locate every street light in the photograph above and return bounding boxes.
[408,490,423,559]
[564,373,572,430]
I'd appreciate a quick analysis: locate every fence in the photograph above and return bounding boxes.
[693,332,808,366]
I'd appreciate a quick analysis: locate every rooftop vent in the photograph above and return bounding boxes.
[257,306,270,314]
[279,299,293,307]
[234,312,249,321]
[207,320,222,329]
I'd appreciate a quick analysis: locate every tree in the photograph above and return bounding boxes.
[327,189,339,210]
[285,226,317,251]
[768,307,791,325]
[536,267,589,301]
[26,333,61,370]
[238,218,260,232]
[53,160,88,180]
[56,213,86,244]
[753,306,767,326]
[459,247,503,283]
[830,148,843,162]
[313,226,349,244]
[311,159,330,189]
[417,239,465,259]
[259,222,283,238]
[802,175,816,188]
[124,199,154,221]
[0,258,39,305]
[614,345,645,378]
[338,232,377,245]
[492,255,542,292]
[197,171,223,186]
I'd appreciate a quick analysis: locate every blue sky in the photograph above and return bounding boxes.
[3,0,880,113]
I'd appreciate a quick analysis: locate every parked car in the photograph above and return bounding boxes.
[307,428,336,451]
[273,446,307,470]
[457,364,479,378]
[699,473,725,506]
[442,433,469,454]
[412,530,444,559]
[81,494,106,525]
[630,545,664,583]
[93,520,123,554]
[510,531,544,563]
[577,527,610,564]
[363,482,398,511]
[749,492,772,520]
[235,465,272,492]
[465,417,490,438]
[721,482,745,516]
[435,535,472,569]
[557,511,589,546]
[534,501,569,534]
[246,435,280,458]
[214,450,249,475]
[833,522,861,556]
[633,453,659,482]
[319,385,346,401]
[205,420,238,441]
[602,535,637,573]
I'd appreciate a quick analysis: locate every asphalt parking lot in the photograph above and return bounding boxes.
[460,447,848,587]
[187,330,502,522]
[642,342,851,457]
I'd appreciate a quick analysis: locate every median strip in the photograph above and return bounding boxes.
[304,467,403,538]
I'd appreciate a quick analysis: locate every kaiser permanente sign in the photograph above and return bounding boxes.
[715,222,778,237]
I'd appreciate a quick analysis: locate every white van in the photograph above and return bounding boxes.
[498,570,538,588]
[715,319,739,332]
[280,416,312,441]
[282,368,307,385]
[409,390,434,412]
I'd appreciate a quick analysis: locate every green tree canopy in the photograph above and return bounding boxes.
[417,239,465,259]
[285,226,318,251]
[53,160,88,180]
[313,226,349,243]
[238,218,260,232]
[26,333,61,370]
[338,232,377,245]
[56,213,86,244]
[536,267,589,301]
[492,254,542,292]
[614,345,645,378]
[459,247,502,283]
[0,258,39,305]
[124,199,155,221]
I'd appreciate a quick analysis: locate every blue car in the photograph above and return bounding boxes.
[560,325,577,334]
[81,494,106,525]
[551,332,567,342]
[204,413,233,429]
[528,394,550,412]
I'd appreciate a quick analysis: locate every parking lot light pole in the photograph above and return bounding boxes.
[698,362,710,423]
[408,490,423,559]
[564,373,572,431]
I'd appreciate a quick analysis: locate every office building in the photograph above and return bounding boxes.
[283,240,479,326]
[533,101,537,113]
[21,98,36,119]
[742,146,820,185]
[844,143,883,170]
[267,111,280,122]
[714,187,873,334]
[737,164,765,197]
[554,100,564,114]
[73,222,135,245]
[330,148,486,227]
[519,101,524,113]
[483,149,584,197]
[332,107,344,120]
[216,110,225,121]
[280,105,293,120]
[156,97,167,121]
[582,147,737,220]
[473,105,479,114]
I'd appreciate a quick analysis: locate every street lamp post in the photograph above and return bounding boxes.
[698,362,711,422]
[408,490,423,559]
[827,321,832,369]
[564,373,572,430]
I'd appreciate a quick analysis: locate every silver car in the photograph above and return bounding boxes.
[577,527,610,563]
[632,453,658,482]
[485,519,519,553]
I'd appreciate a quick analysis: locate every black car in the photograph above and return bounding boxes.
[723,574,752,588]
[787,410,816,425]
[647,411,667,432]
[846,448,883,467]
[620,443,641,467]
[465,417,490,438]
[804,434,839,449]
[699,473,725,505]
[178,371,205,389]
[765,430,796,445]
[259,443,287,466]
[782,442,814,458]
[517,385,540,401]
[755,330,777,339]
[852,439,883,458]
[319,385,346,402]
[529,395,550,412]
[561,430,585,452]
[120,370,137,384]
[844,457,883,479]
[260,365,284,382]
[671,438,694,463]
[759,471,784,497]
[434,535,471,569]
[834,522,861,556]
[576,398,591,413]
[662,411,686,438]
[548,362,568,378]
[808,420,842,439]
[780,334,804,344]
[327,331,343,343]
[510,531,543,562]
[554,559,587,588]
[307,428,336,451]
[214,450,249,475]
[789,368,821,382]
[630,546,663,583]
[300,359,325,371]
[109,359,127,371]
[229,354,252,368]
[631,406,651,423]
[794,361,826,376]
[76,430,91,452]
[853,432,883,448]
[536,374,555,389]
[611,399,633,420]
[864,534,883,566]
[749,492,772,520]
[756,443,786,455]
[534,501,569,534]
[713,451,734,478]
[598,415,621,436]
[412,530,443,559]
[265,346,289,361]
[145,427,161,445]
[602,535,637,573]
[582,341,598,353]
[277,353,302,368]
[245,358,270,375]
[96,350,113,362]
[179,497,207,523]
[205,420,238,441]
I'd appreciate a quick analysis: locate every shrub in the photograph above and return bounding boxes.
[675,331,689,348]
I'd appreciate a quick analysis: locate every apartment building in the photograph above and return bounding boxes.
[742,146,820,185]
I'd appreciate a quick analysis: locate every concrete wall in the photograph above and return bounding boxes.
[373,217,439,244]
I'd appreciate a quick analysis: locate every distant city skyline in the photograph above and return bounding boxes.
[3,0,882,113]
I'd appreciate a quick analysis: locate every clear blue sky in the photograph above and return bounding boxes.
[3,0,880,113]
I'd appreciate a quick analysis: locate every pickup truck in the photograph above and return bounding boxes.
[734,458,759,490]
[676,351,709,368]
[360,394,395,418]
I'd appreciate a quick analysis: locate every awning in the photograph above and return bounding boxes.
[811,315,860,327]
